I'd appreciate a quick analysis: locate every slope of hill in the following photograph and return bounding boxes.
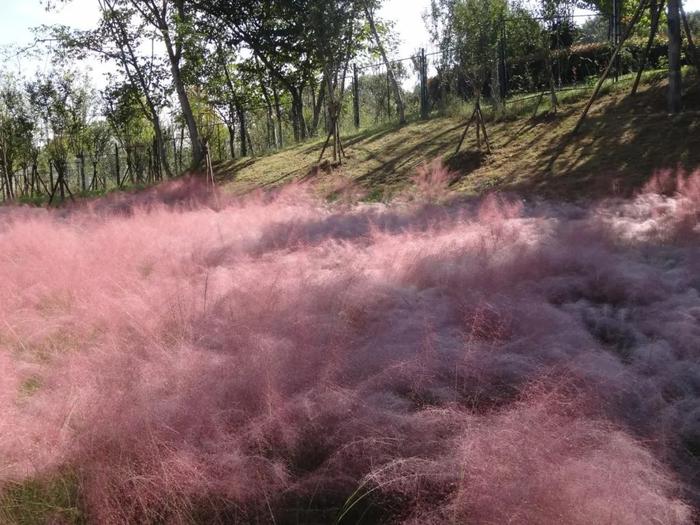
[215,73,700,201]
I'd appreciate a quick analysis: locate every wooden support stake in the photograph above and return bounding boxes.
[455,104,479,154]
[632,0,664,95]
[573,0,648,134]
[456,97,491,154]
[532,91,545,119]
[681,1,700,72]
[478,106,492,153]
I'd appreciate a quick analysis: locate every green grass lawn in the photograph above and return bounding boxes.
[215,69,700,201]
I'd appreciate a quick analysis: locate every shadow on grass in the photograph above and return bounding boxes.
[503,79,700,199]
[351,122,466,190]
[213,158,257,182]
[445,150,489,182]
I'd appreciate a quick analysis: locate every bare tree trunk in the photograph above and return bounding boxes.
[227,122,236,159]
[311,79,327,137]
[258,77,277,149]
[272,86,284,149]
[289,86,307,141]
[365,3,405,124]
[237,104,247,157]
[246,126,255,157]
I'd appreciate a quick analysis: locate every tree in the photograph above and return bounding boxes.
[47,0,174,177]
[103,82,154,185]
[0,75,35,200]
[364,1,406,124]
[577,0,686,111]
[196,0,382,143]
[26,70,92,201]
[124,0,204,167]
[453,0,508,105]
[198,0,314,142]
[536,0,576,112]
[85,120,112,190]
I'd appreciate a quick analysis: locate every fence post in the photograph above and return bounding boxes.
[353,63,360,129]
[420,48,429,119]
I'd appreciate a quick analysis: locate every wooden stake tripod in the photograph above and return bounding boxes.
[455,96,491,154]
[318,100,347,165]
[573,0,648,134]
[631,0,665,95]
[48,161,74,206]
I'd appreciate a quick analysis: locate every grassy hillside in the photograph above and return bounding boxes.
[215,71,700,201]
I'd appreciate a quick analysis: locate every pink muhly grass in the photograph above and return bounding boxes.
[0,169,698,522]
[410,159,457,202]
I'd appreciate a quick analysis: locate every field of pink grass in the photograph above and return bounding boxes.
[0,166,699,524]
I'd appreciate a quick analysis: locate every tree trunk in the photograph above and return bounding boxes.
[80,153,86,192]
[271,86,284,149]
[312,76,327,136]
[99,0,173,178]
[246,127,255,157]
[668,0,682,113]
[365,4,406,124]
[290,86,307,142]
[2,145,14,201]
[162,32,202,168]
[259,81,276,149]
[237,104,247,157]
[310,82,317,131]
[153,120,171,177]
[227,123,236,159]
[291,101,300,143]
[129,0,202,168]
